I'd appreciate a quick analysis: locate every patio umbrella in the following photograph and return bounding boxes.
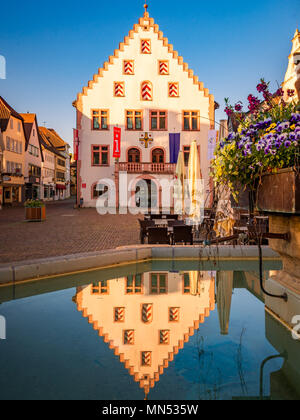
[214,185,236,237]
[187,140,204,226]
[216,271,233,335]
[174,151,185,215]
[189,271,201,296]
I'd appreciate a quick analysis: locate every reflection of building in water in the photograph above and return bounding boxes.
[75,271,215,397]
[217,271,233,336]
[265,312,300,400]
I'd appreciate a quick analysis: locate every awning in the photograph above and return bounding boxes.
[56,184,66,190]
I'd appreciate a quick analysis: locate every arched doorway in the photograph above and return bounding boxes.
[151,148,165,164]
[128,148,141,163]
[135,179,158,210]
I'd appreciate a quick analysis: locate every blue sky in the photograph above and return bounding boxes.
[0,0,299,147]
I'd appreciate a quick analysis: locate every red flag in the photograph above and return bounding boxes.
[113,127,121,158]
[73,129,79,161]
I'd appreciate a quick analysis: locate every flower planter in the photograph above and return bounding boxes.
[257,168,300,214]
[25,206,46,222]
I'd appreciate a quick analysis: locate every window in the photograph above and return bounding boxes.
[158,60,169,75]
[57,158,65,167]
[183,273,191,294]
[128,148,141,163]
[183,145,201,166]
[56,171,65,181]
[92,145,109,166]
[150,273,167,294]
[33,129,35,137]
[152,148,164,164]
[17,122,21,132]
[10,119,13,129]
[29,165,41,177]
[6,162,22,175]
[92,110,109,130]
[126,274,142,294]
[91,280,109,295]
[124,330,135,345]
[126,110,142,130]
[93,184,108,199]
[183,111,200,131]
[150,111,167,130]
[29,144,39,157]
[6,137,10,151]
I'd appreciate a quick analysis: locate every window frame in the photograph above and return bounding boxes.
[182,110,200,131]
[91,109,110,131]
[158,60,169,75]
[183,144,201,167]
[125,110,143,131]
[149,110,167,131]
[151,148,165,164]
[91,144,110,167]
[125,274,143,294]
[123,60,135,75]
[150,273,168,294]
[91,280,109,295]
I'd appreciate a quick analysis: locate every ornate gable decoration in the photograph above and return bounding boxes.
[142,303,153,323]
[123,60,134,75]
[114,82,125,97]
[159,60,169,75]
[141,39,151,54]
[141,81,153,101]
[74,7,215,129]
[169,82,179,97]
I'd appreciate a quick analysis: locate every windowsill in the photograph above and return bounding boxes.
[183,129,201,132]
[92,164,110,167]
[150,129,168,132]
[125,129,144,132]
[92,129,110,131]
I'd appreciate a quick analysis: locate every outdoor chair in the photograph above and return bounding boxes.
[150,214,163,220]
[147,227,170,245]
[172,225,193,245]
[138,219,155,244]
[167,214,179,220]
[168,220,185,228]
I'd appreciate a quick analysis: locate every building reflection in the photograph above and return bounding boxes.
[75,268,300,399]
[74,271,215,397]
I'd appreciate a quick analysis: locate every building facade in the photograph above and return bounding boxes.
[73,6,216,209]
[39,135,56,201]
[0,97,26,206]
[39,127,69,200]
[282,29,300,101]
[20,113,43,200]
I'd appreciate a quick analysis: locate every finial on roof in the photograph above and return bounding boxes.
[144,1,149,18]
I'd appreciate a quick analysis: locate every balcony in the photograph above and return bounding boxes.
[116,162,176,175]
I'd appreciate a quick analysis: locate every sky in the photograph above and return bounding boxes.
[0,0,299,148]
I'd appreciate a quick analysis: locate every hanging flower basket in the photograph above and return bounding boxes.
[25,200,46,222]
[257,167,300,214]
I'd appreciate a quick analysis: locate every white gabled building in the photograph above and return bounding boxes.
[73,4,217,210]
[282,29,300,101]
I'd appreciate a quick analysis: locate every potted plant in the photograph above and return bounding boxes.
[25,199,46,221]
[211,80,300,214]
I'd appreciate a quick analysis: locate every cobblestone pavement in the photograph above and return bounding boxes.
[0,199,140,264]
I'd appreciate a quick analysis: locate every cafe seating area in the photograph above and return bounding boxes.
[139,214,193,245]
[139,210,270,246]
